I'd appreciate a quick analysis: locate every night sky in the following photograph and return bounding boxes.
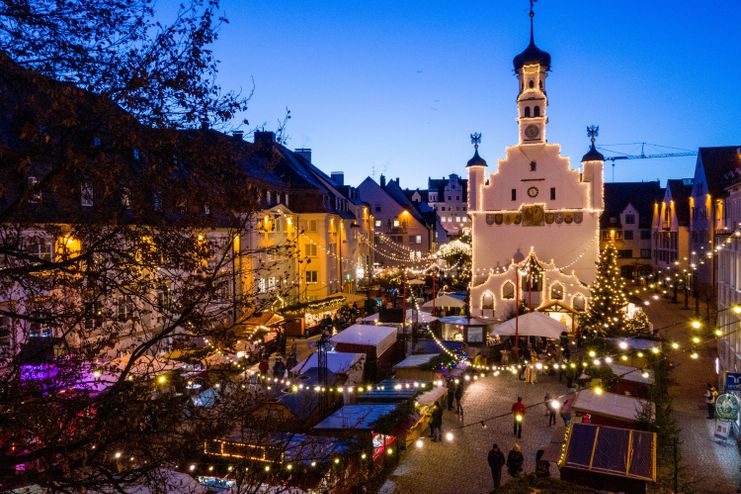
[202,1,740,188]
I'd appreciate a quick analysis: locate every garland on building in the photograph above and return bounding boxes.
[583,242,629,336]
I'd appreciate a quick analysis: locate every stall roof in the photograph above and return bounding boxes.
[420,293,466,310]
[415,385,447,407]
[560,423,656,482]
[362,309,438,324]
[357,379,426,402]
[573,389,653,423]
[312,403,398,430]
[393,353,439,369]
[607,363,654,385]
[331,324,397,355]
[291,351,365,375]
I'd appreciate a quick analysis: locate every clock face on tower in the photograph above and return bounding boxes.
[527,186,539,198]
[524,124,540,139]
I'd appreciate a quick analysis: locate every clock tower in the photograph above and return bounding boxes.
[467,3,603,327]
[514,6,550,145]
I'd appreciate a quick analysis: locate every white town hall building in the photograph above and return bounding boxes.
[468,16,604,330]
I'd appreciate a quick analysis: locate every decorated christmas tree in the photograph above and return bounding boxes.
[584,242,629,336]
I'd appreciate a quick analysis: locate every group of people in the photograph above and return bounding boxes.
[429,378,465,442]
[487,443,550,490]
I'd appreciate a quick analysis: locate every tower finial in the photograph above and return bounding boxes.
[586,125,599,144]
[529,0,537,43]
[470,132,482,150]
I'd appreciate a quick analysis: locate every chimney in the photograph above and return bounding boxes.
[200,118,209,130]
[254,131,275,148]
[395,177,400,185]
[232,130,244,140]
[295,148,312,162]
[331,172,344,186]
[380,174,386,188]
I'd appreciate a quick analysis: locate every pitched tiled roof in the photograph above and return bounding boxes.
[601,181,663,229]
[696,146,741,197]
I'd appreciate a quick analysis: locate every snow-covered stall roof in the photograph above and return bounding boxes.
[607,363,654,385]
[573,389,653,423]
[331,324,397,355]
[291,351,365,375]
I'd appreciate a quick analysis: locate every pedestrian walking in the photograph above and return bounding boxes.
[455,380,464,416]
[705,383,718,419]
[511,396,526,438]
[272,356,284,378]
[560,398,572,426]
[487,443,505,490]
[543,392,552,416]
[547,398,557,427]
[446,378,456,411]
[430,403,443,442]
[535,449,551,478]
[506,443,524,477]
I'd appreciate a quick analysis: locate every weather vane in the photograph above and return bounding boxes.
[586,125,599,144]
[470,132,482,149]
[530,0,537,18]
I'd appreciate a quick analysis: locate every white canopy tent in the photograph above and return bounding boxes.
[362,309,438,325]
[420,293,465,311]
[572,389,654,423]
[492,311,566,339]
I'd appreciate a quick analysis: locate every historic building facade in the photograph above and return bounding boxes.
[468,22,603,328]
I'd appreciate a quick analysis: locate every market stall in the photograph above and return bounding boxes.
[572,389,653,429]
[607,363,654,398]
[362,309,438,325]
[492,311,566,339]
[331,324,399,380]
[291,351,366,387]
[437,315,493,346]
[392,353,441,382]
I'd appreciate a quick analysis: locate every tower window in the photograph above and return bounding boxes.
[524,107,531,118]
[530,161,537,172]
[534,106,541,117]
[539,80,543,89]
[511,189,517,201]
[528,80,534,89]
[550,187,556,200]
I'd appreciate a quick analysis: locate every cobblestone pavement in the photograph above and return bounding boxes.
[640,294,740,493]
[378,371,572,494]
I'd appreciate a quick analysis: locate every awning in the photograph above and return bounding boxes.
[492,311,565,338]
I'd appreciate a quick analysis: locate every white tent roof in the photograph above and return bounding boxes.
[331,324,397,355]
[420,293,466,310]
[573,389,653,422]
[291,351,365,375]
[607,363,654,385]
[492,312,565,338]
[362,309,438,324]
[415,385,447,407]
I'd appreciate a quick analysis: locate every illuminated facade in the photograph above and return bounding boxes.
[651,179,692,270]
[468,23,602,323]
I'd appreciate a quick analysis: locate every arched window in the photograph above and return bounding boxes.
[550,283,564,300]
[524,107,531,118]
[533,106,541,117]
[573,294,586,311]
[528,80,534,89]
[502,281,515,300]
[482,292,494,309]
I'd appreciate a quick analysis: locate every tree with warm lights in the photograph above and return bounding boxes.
[583,242,629,336]
[0,2,311,491]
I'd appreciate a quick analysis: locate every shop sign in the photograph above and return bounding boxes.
[715,393,740,422]
[724,371,741,392]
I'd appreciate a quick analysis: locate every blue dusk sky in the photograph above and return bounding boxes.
[200,1,740,189]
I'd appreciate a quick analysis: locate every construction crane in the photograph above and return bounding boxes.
[598,142,697,182]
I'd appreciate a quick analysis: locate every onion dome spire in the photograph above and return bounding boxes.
[582,125,605,162]
[467,132,487,167]
[513,0,551,72]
